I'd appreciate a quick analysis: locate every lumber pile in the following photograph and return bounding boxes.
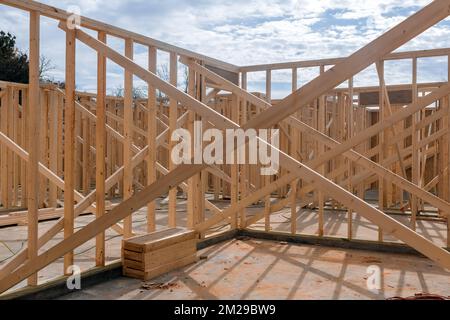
[122,227,198,280]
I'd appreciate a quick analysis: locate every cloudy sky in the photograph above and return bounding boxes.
[1,0,449,98]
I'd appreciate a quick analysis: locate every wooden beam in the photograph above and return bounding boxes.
[231,94,239,230]
[317,65,325,237]
[239,85,248,229]
[27,11,40,286]
[411,57,420,230]
[290,179,298,235]
[240,49,450,73]
[147,46,157,232]
[95,31,106,266]
[291,69,299,235]
[447,55,450,249]
[266,70,271,103]
[448,104,450,249]
[377,61,386,241]
[347,78,354,239]
[81,111,91,195]
[187,66,197,229]
[48,91,58,208]
[123,38,134,238]
[168,52,178,228]
[0,85,8,209]
[292,68,297,92]
[64,26,76,275]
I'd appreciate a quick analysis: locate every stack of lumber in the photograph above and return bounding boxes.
[122,227,198,280]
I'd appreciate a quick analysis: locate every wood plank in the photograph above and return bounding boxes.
[317,66,325,237]
[123,254,197,281]
[147,45,157,232]
[125,239,196,270]
[123,228,197,252]
[95,31,107,266]
[347,77,354,240]
[48,91,58,208]
[187,66,197,229]
[359,89,413,105]
[377,61,386,241]
[231,94,239,229]
[123,38,134,238]
[239,95,248,228]
[411,57,420,230]
[168,52,178,228]
[27,11,40,286]
[64,27,76,274]
[123,250,143,262]
[0,86,9,209]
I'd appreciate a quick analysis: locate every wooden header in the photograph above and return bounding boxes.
[240,48,450,73]
[360,89,413,106]
[205,64,239,86]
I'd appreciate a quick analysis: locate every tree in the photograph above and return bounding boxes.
[112,85,147,100]
[0,31,55,84]
[0,31,29,84]
[39,56,55,81]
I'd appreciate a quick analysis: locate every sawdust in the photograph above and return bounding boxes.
[387,293,450,300]
[141,281,179,290]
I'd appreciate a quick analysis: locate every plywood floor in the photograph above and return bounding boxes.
[59,238,450,300]
[0,195,448,296]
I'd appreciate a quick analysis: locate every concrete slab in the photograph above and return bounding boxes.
[0,196,448,296]
[58,239,450,300]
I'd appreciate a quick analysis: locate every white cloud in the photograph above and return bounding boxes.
[0,0,449,96]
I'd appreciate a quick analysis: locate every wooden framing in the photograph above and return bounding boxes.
[168,52,178,228]
[95,31,107,266]
[27,10,40,286]
[147,46,157,232]
[123,38,134,238]
[1,0,450,295]
[63,26,76,275]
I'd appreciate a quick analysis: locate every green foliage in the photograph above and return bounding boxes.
[0,31,29,84]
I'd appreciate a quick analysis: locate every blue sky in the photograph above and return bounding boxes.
[0,0,449,98]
